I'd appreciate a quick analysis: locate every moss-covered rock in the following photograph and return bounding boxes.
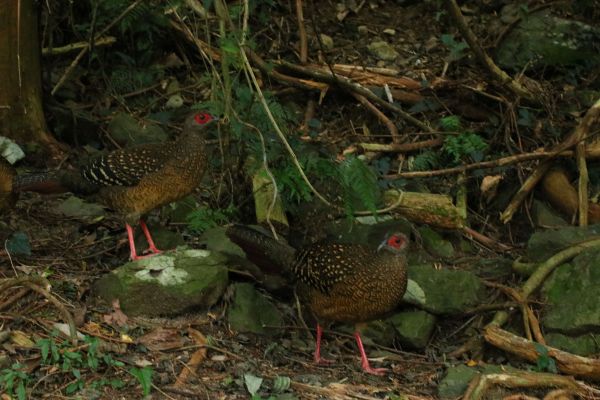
[227,283,284,335]
[408,264,484,314]
[496,10,600,70]
[527,224,600,262]
[542,248,600,335]
[438,364,517,399]
[546,332,600,356]
[133,224,185,255]
[93,248,228,316]
[388,309,436,349]
[418,225,454,259]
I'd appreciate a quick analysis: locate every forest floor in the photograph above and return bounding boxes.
[2,1,600,399]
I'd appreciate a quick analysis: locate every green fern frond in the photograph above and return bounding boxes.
[412,150,440,171]
[439,115,461,131]
[443,132,488,163]
[339,155,379,217]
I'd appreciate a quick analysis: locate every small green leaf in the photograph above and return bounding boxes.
[244,373,263,396]
[129,366,153,396]
[272,375,291,393]
[6,232,31,256]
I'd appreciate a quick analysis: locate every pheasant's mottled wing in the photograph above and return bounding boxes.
[81,145,175,187]
[292,243,371,294]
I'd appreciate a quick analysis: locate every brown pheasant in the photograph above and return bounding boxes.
[8,112,217,260]
[226,224,408,375]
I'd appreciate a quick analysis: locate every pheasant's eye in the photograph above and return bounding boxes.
[387,235,403,248]
[194,113,210,124]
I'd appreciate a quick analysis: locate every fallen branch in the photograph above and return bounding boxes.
[278,60,432,132]
[484,325,600,381]
[381,189,465,229]
[387,143,600,179]
[359,138,443,153]
[463,369,584,400]
[42,36,116,56]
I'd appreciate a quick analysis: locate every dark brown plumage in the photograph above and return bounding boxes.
[0,157,18,212]
[226,224,408,375]
[10,112,217,260]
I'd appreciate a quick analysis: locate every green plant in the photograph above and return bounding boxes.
[412,150,440,171]
[32,333,128,397]
[129,366,153,396]
[0,363,30,400]
[440,34,469,62]
[339,155,379,217]
[534,343,558,373]
[443,132,488,163]
[187,204,237,233]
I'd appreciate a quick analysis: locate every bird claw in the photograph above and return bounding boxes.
[314,356,335,365]
[142,247,162,256]
[361,365,388,376]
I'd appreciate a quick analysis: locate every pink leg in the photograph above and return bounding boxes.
[313,324,334,365]
[139,219,162,255]
[126,223,140,260]
[354,332,388,375]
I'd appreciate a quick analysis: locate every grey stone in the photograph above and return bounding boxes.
[319,34,334,50]
[108,113,168,146]
[57,196,105,218]
[531,199,568,228]
[93,247,228,316]
[367,41,399,61]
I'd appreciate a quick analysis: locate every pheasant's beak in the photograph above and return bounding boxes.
[377,242,385,252]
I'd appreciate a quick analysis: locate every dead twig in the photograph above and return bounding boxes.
[501,98,600,223]
[0,276,77,344]
[295,0,308,63]
[51,0,144,95]
[352,93,400,143]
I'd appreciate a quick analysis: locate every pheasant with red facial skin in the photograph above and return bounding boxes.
[226,225,409,375]
[8,112,217,260]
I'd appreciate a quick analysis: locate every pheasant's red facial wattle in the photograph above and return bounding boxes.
[193,112,213,125]
[387,234,406,249]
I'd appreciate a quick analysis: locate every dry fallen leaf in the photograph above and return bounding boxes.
[138,327,184,352]
[481,175,503,203]
[102,299,128,327]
